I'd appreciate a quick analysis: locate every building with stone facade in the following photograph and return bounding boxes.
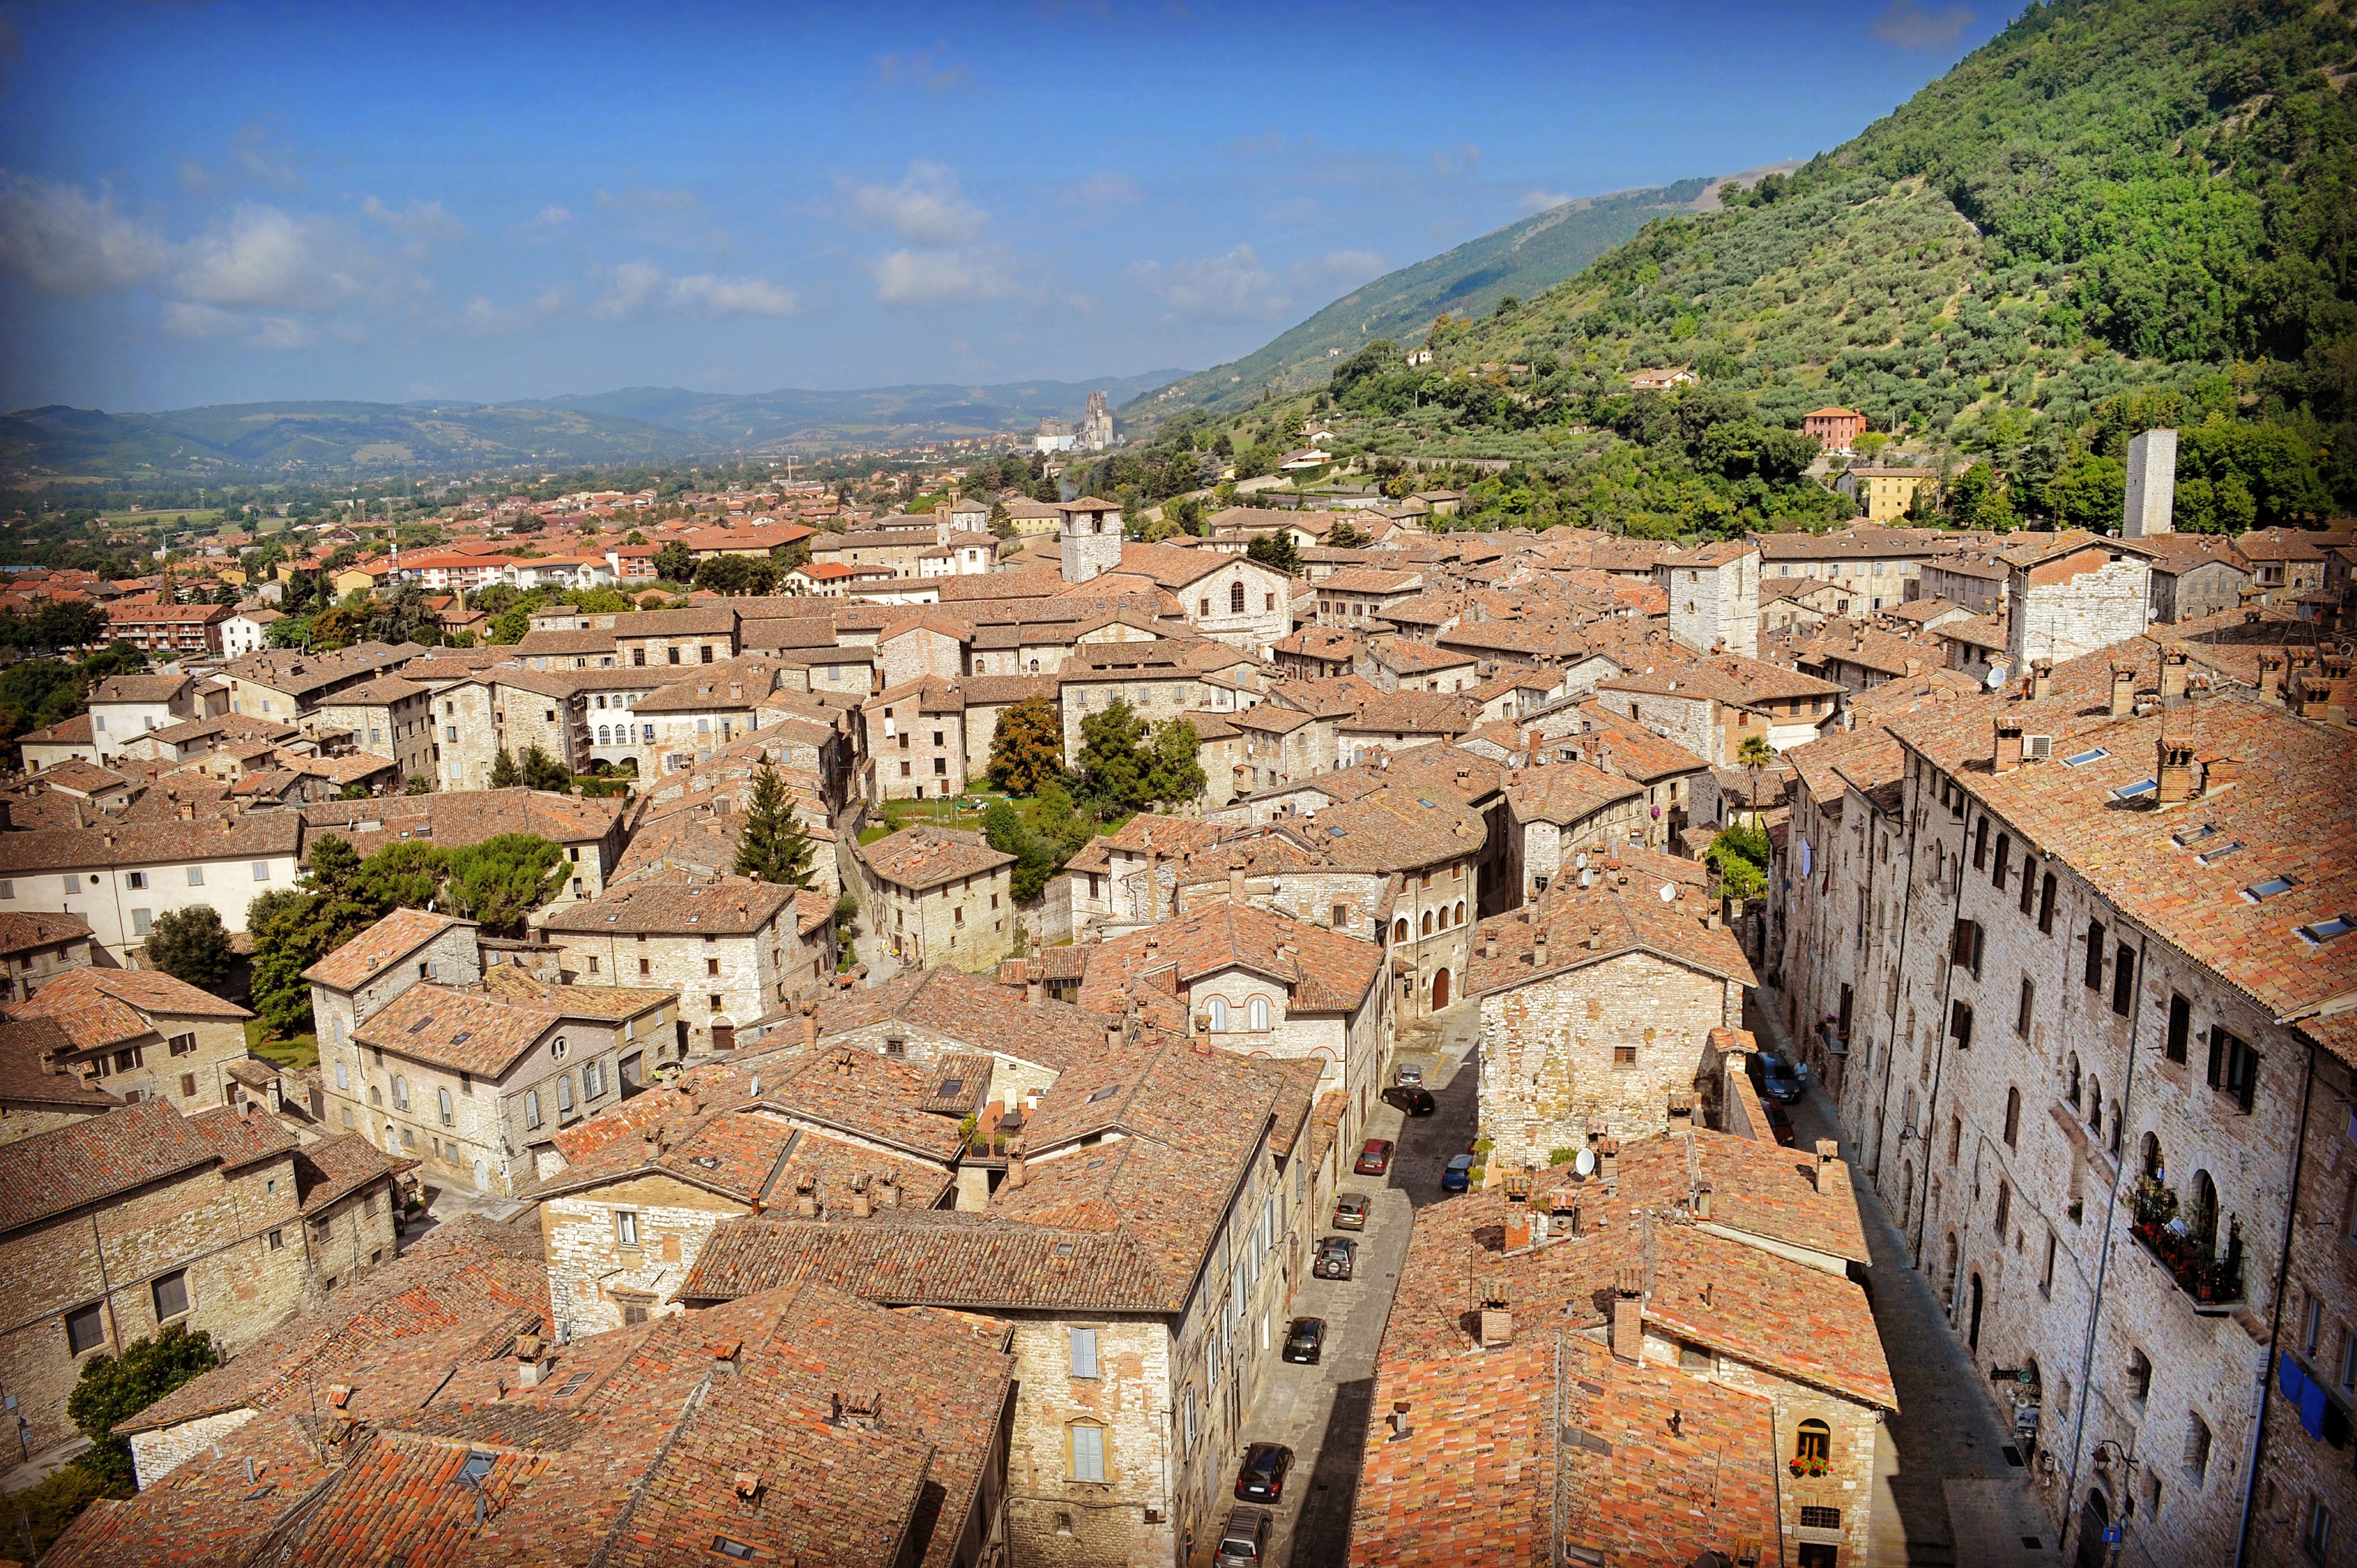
[219,640,422,723]
[0,910,99,1004]
[1467,845,1753,1167]
[856,825,1019,973]
[304,674,436,785]
[1660,540,1761,658]
[310,911,679,1196]
[86,674,224,762]
[1501,756,1649,901]
[2002,528,2159,672]
[672,1027,1319,1568]
[0,1099,398,1457]
[1772,627,2357,1567]
[5,966,255,1114]
[0,812,304,960]
[0,1016,121,1140]
[541,869,834,1054]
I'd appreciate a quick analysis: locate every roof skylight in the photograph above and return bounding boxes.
[2298,915,2355,945]
[2195,841,2246,867]
[1087,1085,1120,1103]
[2244,875,2301,902]
[2110,778,2158,800]
[2171,823,2220,848]
[2062,747,2111,768]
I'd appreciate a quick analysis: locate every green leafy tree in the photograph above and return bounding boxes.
[489,605,533,644]
[1245,531,1300,575]
[65,1326,220,1490]
[440,833,566,935]
[982,800,1058,904]
[143,906,231,989]
[1706,818,1771,901]
[1142,718,1207,806]
[1075,699,1150,812]
[490,747,521,789]
[1736,733,1776,827]
[246,888,326,1039]
[654,540,696,583]
[354,840,449,913]
[987,696,1067,796]
[404,772,436,795]
[13,1462,125,1556]
[77,642,149,682]
[1324,520,1367,547]
[517,743,571,792]
[734,759,815,888]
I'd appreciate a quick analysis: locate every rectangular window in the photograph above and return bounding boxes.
[125,871,147,890]
[131,907,152,937]
[707,957,720,976]
[151,1269,190,1321]
[616,1210,639,1247]
[2038,873,2057,934]
[186,867,204,887]
[1070,1424,1106,1483]
[1948,1001,1974,1052]
[253,861,269,881]
[2166,994,2191,1063]
[2085,921,2106,989]
[168,1031,197,1057]
[2308,1501,2335,1563]
[558,1076,574,1115]
[2043,1230,2058,1293]
[1613,1045,1639,1067]
[65,1303,106,1355]
[2209,1027,2259,1113]
[1070,1326,1099,1379]
[2111,940,2137,1017]
[1951,919,1984,978]
[1992,833,2010,890]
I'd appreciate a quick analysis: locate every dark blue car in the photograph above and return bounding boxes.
[1760,1055,1805,1104]
[1441,1154,1475,1192]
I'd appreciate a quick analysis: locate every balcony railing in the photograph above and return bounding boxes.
[2129,1177,2244,1312]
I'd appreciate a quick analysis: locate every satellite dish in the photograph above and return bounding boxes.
[1985,665,2006,690]
[1574,1147,1597,1177]
[1658,882,1677,903]
[1574,852,1588,870]
[1579,868,1594,888]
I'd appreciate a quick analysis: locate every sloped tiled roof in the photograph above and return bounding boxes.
[302,907,476,991]
[6,964,253,1051]
[1466,844,1755,995]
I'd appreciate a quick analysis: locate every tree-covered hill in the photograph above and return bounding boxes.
[1291,0,2356,537]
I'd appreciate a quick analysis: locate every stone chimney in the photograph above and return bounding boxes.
[878,1171,902,1208]
[795,1172,819,1219]
[2157,735,2198,804]
[2257,653,2286,704]
[1611,1268,1645,1363]
[801,1007,819,1050]
[1814,1140,1853,1206]
[2030,658,2053,701]
[1479,1281,1513,1349]
[1532,926,1549,966]
[514,1332,546,1386]
[2160,645,2189,701]
[2199,751,2241,793]
[849,1173,873,1219]
[1993,718,2023,776]
[1598,1137,1620,1184]
[1387,1401,1414,1441]
[2109,663,2136,717]
[1025,972,1044,1005]
[1228,857,1246,903]
[1694,1181,1714,1219]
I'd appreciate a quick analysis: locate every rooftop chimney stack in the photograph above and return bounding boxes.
[1004,1138,1027,1188]
[1611,1268,1645,1363]
[2157,735,2198,804]
[1993,718,2023,776]
[2031,658,2054,701]
[2109,663,2137,717]
[2160,645,2190,701]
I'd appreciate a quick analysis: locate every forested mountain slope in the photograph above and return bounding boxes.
[1300,0,2355,537]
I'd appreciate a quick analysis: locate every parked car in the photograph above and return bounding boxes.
[1757,1054,1805,1104]
[1333,1193,1371,1230]
[1234,1443,1294,1504]
[1282,1317,1325,1365]
[1763,1101,1797,1147]
[1315,1236,1357,1280]
[1394,1063,1424,1087]
[1215,1506,1272,1567]
[1381,1084,1436,1116]
[1442,1153,1476,1192]
[1355,1138,1395,1175]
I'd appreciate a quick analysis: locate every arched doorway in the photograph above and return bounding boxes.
[1967,1272,1986,1353]
[1431,968,1451,1009]
[2075,1489,2110,1568]
[1943,1233,1959,1307]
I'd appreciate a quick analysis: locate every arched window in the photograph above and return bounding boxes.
[1453,901,1465,927]
[2190,1169,2220,1256]
[1393,917,1408,942]
[2086,1075,2100,1132]
[2140,1132,2164,1183]
[558,1075,575,1115]
[2066,1055,2082,1109]
[1248,995,1269,1032]
[525,1089,542,1130]
[1207,997,1229,1032]
[1230,582,1246,615]
[2108,1105,2123,1160]
[1421,910,1433,936]
[2003,1087,2022,1148]
[551,1037,569,1060]
[437,1086,453,1124]
[391,1074,409,1111]
[1795,1420,1831,1463]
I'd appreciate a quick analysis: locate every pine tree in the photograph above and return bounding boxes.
[490,747,520,789]
[734,758,815,890]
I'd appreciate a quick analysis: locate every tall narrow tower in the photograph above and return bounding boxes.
[2122,429,2177,538]
[1058,497,1124,586]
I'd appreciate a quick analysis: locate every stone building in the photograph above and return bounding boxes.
[1660,540,1761,658]
[2001,528,2158,671]
[1467,845,1754,1166]
[611,605,740,667]
[0,1016,121,1140]
[59,1275,1014,1568]
[311,914,678,1196]
[6,966,256,1113]
[855,826,1019,972]
[219,641,421,723]
[0,910,99,1004]
[0,812,304,961]
[115,1215,548,1488]
[1501,756,1647,901]
[1053,495,1126,586]
[672,1029,1318,1568]
[2122,428,2177,537]
[2141,534,2253,625]
[1774,630,2357,1566]
[86,674,223,762]
[0,1100,396,1455]
[304,674,436,785]
[1353,1115,1893,1567]
[864,677,979,801]
[541,869,834,1053]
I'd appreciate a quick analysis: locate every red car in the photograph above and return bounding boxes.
[1354,1138,1394,1176]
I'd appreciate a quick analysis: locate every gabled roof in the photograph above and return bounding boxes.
[6,965,253,1051]
[0,1098,288,1234]
[302,907,476,991]
[1467,844,1756,995]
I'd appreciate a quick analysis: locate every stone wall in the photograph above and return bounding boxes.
[1477,950,1736,1169]
[432,681,501,792]
[541,1173,747,1336]
[130,1406,258,1490]
[555,926,780,1052]
[2007,552,2152,669]
[1002,1315,1179,1568]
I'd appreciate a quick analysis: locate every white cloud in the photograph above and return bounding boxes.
[0,174,173,295]
[1432,142,1482,178]
[593,264,799,320]
[876,45,972,95]
[1132,244,1290,322]
[871,246,1020,307]
[1305,249,1386,288]
[841,162,987,247]
[1870,0,1974,49]
[362,196,467,241]
[174,204,388,311]
[1061,171,1143,209]
[464,287,570,337]
[249,316,316,350]
[670,273,799,316]
[535,205,571,226]
[1520,189,1574,213]
[161,300,314,349]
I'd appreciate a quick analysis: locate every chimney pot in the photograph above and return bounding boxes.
[2160,645,2190,700]
[2157,734,2198,804]
[2031,658,2053,701]
[1993,718,2023,775]
[2109,663,2137,716]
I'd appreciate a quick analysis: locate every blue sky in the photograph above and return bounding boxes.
[0,0,2012,412]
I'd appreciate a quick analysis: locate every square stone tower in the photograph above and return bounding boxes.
[1662,541,1760,658]
[1057,496,1126,586]
[2123,429,2177,538]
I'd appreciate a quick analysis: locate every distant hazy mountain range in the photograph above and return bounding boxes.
[1123,166,1799,424]
[0,371,1185,482]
